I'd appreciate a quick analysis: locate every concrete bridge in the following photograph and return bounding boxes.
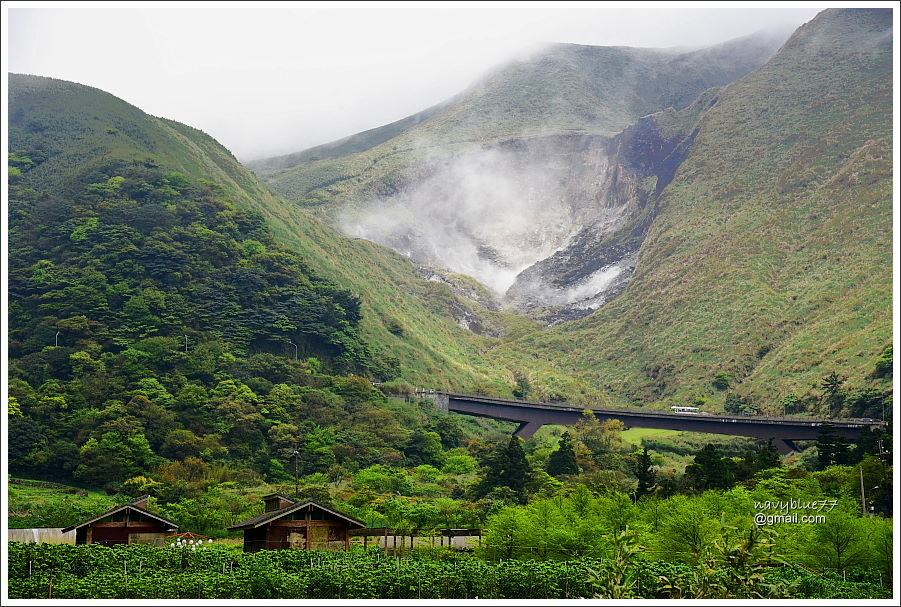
[423,391,884,454]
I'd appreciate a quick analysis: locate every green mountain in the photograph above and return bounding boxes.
[7,73,534,395]
[7,7,893,427]
[252,8,891,412]
[246,29,798,329]
[248,29,789,205]
[486,8,894,410]
[8,73,536,488]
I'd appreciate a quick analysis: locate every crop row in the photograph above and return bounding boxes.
[7,543,890,600]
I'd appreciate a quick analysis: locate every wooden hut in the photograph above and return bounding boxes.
[228,494,365,552]
[61,496,178,546]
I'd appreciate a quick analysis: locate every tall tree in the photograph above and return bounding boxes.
[546,431,579,477]
[754,439,782,470]
[685,443,735,491]
[627,446,657,498]
[820,371,847,415]
[473,436,533,503]
[816,422,850,469]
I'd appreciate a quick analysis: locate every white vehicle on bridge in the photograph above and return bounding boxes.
[671,406,700,415]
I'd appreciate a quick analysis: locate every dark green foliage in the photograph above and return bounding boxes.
[850,426,891,465]
[712,371,732,391]
[815,423,850,470]
[871,345,892,378]
[6,543,889,599]
[6,161,424,486]
[404,430,445,467]
[626,447,656,497]
[733,440,781,482]
[820,372,847,414]
[472,437,533,503]
[724,393,758,416]
[844,388,889,420]
[432,416,465,450]
[752,440,781,471]
[685,444,735,491]
[546,432,579,477]
[9,162,369,366]
[8,416,48,468]
[293,485,334,507]
[511,372,532,400]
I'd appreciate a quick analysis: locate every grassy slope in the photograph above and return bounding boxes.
[9,9,890,410]
[485,8,893,410]
[8,74,532,392]
[251,33,785,205]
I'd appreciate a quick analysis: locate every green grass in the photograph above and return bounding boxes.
[620,427,681,447]
[483,8,893,408]
[8,478,116,528]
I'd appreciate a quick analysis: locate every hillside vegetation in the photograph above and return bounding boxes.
[486,8,893,411]
[243,9,892,415]
[6,74,530,494]
[8,73,535,393]
[5,13,893,599]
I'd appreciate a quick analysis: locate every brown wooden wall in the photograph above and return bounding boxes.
[242,521,350,552]
[75,508,173,546]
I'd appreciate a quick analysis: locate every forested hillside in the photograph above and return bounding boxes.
[6,74,514,490]
[8,73,540,395]
[7,133,418,487]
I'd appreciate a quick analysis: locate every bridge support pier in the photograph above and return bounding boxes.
[773,439,801,455]
[513,421,545,440]
[422,392,448,412]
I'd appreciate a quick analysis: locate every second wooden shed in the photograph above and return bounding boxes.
[228,494,365,552]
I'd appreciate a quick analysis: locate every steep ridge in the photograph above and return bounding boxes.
[249,29,789,198]
[7,74,535,392]
[249,30,791,321]
[503,88,718,323]
[487,8,893,408]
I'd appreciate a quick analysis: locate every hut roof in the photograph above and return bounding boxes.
[61,496,179,533]
[228,499,365,531]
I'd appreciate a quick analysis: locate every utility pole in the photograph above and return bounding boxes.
[859,465,867,516]
[877,439,889,516]
[55,331,60,347]
[293,449,299,498]
[184,335,188,353]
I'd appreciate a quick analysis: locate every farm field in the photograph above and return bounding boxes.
[7,543,891,600]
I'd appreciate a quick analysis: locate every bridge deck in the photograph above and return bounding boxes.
[425,391,885,453]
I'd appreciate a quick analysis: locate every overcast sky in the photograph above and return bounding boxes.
[5,2,829,161]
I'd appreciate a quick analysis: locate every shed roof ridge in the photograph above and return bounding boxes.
[61,500,179,533]
[227,499,365,530]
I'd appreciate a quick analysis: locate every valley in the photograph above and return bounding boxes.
[5,7,894,601]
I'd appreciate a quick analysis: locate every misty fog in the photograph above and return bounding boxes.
[337,135,642,314]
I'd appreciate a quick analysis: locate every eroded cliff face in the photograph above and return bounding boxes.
[337,103,707,326]
[504,101,708,324]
